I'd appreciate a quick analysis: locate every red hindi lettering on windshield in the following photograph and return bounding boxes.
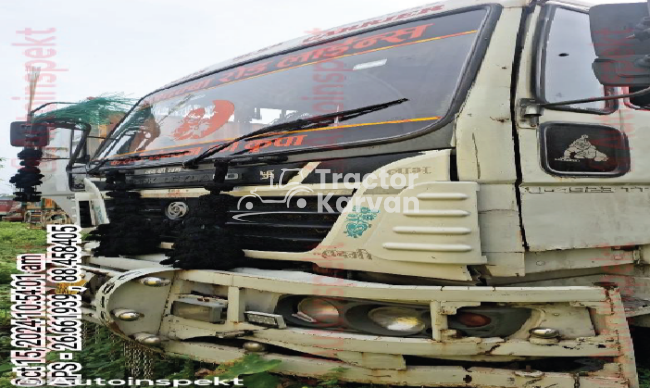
[172,100,235,141]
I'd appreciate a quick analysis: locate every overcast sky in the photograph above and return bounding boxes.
[0,0,638,194]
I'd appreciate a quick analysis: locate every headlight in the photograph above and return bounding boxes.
[368,307,425,335]
[296,298,340,324]
[276,296,430,337]
[456,312,492,327]
[448,307,531,338]
[277,297,532,339]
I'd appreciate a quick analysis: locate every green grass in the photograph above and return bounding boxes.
[0,222,47,327]
[0,221,47,266]
[0,223,48,386]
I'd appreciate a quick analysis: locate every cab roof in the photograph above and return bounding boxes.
[156,0,595,92]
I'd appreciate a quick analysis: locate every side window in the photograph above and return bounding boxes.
[539,7,610,112]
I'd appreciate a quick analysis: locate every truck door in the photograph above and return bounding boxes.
[515,2,650,252]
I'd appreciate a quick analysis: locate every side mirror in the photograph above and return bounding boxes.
[10,121,49,147]
[590,2,650,86]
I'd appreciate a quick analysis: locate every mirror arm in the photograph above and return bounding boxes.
[540,85,650,108]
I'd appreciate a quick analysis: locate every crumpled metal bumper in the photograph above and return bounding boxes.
[80,258,639,388]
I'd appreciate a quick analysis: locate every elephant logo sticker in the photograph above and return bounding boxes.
[556,135,609,163]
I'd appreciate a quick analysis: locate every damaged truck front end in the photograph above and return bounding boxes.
[78,264,637,387]
[67,0,650,386]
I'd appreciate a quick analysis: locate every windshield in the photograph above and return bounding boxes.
[97,8,489,166]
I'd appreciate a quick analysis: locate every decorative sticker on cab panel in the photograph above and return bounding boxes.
[344,207,380,238]
[540,123,629,177]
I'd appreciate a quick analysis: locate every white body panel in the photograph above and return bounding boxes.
[71,0,647,386]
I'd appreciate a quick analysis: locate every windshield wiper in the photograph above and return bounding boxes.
[182,98,408,169]
[87,150,191,175]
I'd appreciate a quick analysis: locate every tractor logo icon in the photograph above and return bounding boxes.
[235,168,313,218]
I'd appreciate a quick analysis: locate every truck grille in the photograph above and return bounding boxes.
[105,194,346,253]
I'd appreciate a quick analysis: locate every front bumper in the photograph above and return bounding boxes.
[80,256,638,388]
[165,342,630,388]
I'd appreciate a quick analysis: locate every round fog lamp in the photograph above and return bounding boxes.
[134,333,162,346]
[530,327,560,339]
[112,309,141,322]
[243,341,268,353]
[297,298,340,324]
[368,307,425,334]
[139,277,171,287]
